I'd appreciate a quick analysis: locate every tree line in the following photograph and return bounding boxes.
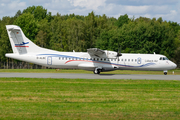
[0,6,180,68]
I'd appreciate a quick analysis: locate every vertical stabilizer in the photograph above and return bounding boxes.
[6,25,42,54]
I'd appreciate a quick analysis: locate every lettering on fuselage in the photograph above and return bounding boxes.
[145,60,158,62]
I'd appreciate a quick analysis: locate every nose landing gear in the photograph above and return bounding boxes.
[163,70,167,75]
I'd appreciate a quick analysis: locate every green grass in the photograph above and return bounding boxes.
[0,69,180,75]
[0,78,180,119]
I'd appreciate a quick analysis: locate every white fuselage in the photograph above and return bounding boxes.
[6,51,177,72]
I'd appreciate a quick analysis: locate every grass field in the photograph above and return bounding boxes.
[0,78,180,119]
[0,69,180,75]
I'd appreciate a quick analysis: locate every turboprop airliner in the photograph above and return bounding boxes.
[5,25,177,75]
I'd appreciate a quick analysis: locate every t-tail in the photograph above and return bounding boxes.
[6,25,49,55]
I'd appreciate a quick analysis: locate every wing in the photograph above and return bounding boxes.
[87,48,107,58]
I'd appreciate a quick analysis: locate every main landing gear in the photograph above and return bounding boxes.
[164,72,167,75]
[93,68,101,74]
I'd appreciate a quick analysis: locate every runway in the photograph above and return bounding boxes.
[0,73,180,80]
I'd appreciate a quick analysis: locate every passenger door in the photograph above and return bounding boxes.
[47,56,52,65]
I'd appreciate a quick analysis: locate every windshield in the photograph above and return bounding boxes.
[159,57,169,60]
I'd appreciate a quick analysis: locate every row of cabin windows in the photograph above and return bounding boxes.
[59,57,137,62]
[59,57,88,60]
[91,58,137,62]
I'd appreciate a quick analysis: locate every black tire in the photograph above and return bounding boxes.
[164,72,167,75]
[97,69,100,74]
[94,69,100,74]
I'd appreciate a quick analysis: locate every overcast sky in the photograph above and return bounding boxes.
[0,0,180,23]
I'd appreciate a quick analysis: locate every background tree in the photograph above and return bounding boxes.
[85,11,97,48]
[14,10,22,18]
[23,6,48,21]
[13,13,38,41]
[49,14,65,51]
[115,14,130,28]
[35,19,51,48]
[0,17,15,68]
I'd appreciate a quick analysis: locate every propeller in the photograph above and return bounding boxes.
[117,44,122,57]
[116,44,122,65]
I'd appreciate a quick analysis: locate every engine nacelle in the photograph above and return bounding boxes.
[87,48,120,58]
[104,50,118,58]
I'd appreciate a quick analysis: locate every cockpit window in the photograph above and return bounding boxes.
[159,57,169,60]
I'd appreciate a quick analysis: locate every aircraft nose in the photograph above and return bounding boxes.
[172,62,177,69]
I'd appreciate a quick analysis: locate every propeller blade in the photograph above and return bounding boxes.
[117,45,122,57]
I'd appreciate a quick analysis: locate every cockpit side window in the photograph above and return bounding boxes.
[159,57,163,60]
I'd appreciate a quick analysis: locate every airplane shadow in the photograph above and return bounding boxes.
[99,74,131,76]
[98,74,114,76]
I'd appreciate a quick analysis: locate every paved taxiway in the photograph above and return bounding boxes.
[0,73,180,80]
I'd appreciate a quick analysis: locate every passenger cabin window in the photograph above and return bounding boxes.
[106,59,109,61]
